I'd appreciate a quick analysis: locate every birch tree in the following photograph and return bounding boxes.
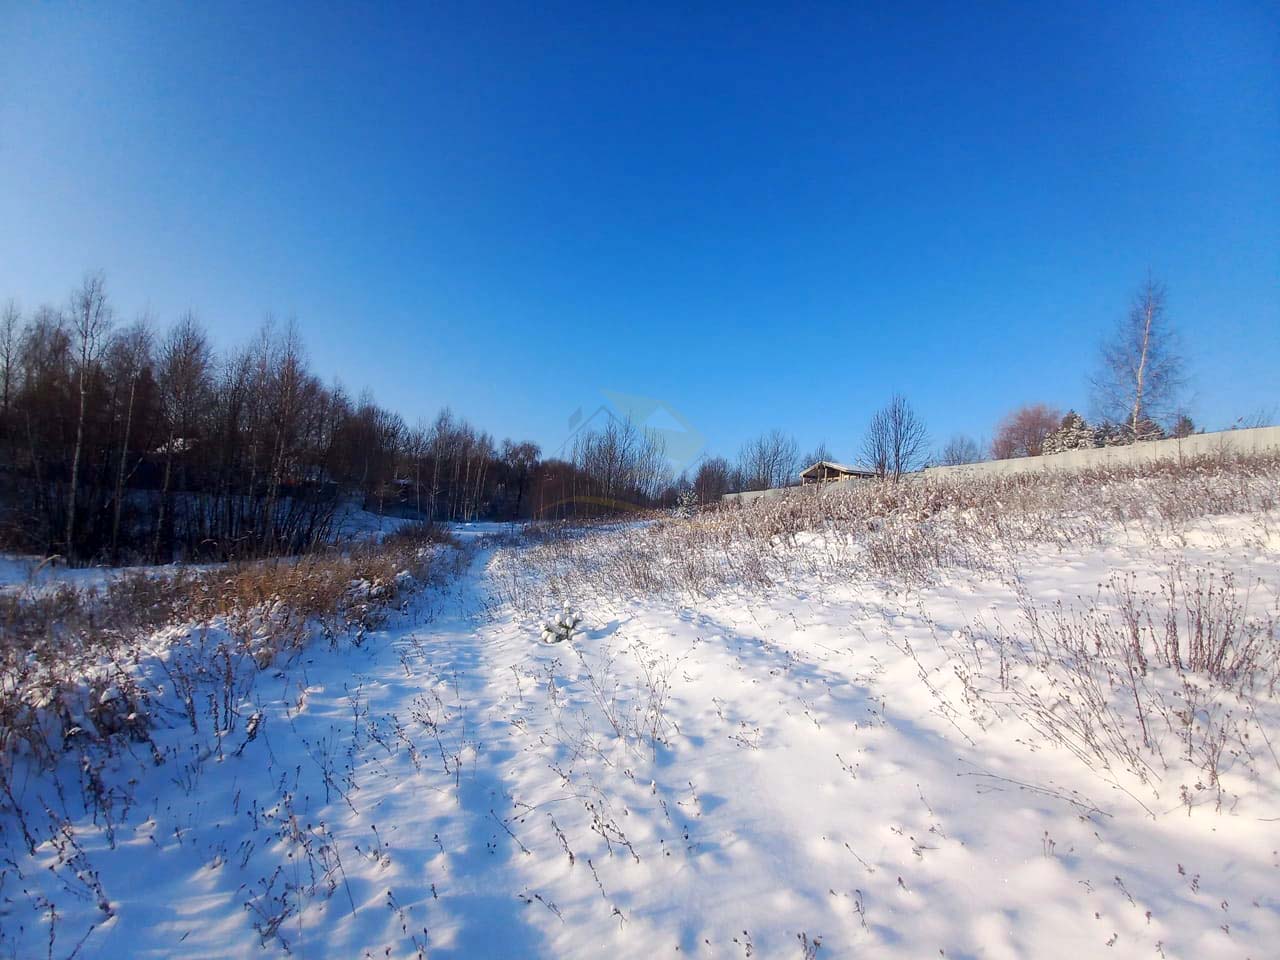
[1092,278,1185,441]
[108,319,153,559]
[66,273,113,559]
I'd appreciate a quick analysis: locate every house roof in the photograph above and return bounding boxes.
[799,460,877,478]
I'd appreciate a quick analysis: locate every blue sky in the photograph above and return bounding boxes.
[1,2,1276,467]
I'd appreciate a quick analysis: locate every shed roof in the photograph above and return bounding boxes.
[799,460,877,479]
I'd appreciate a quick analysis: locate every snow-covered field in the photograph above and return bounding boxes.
[2,465,1278,958]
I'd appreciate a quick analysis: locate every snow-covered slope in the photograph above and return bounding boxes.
[2,490,1277,958]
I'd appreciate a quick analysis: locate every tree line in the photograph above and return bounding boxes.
[712,276,1239,490]
[0,274,684,563]
[1,272,1251,553]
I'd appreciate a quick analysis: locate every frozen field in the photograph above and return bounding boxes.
[2,464,1278,959]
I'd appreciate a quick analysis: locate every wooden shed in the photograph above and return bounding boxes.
[799,460,877,484]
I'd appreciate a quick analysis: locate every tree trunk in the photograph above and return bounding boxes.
[154,444,174,564]
[110,375,138,561]
[1130,295,1154,439]
[263,431,284,553]
[65,369,88,561]
[429,447,441,521]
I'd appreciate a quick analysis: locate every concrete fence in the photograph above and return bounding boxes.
[719,484,806,505]
[922,425,1280,480]
[720,425,1280,504]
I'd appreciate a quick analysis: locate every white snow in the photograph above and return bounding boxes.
[2,508,1277,958]
[0,552,223,596]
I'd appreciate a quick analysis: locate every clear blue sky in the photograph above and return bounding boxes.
[2,2,1276,466]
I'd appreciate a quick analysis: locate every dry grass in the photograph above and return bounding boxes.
[0,523,463,765]
[950,564,1280,807]
[498,451,1280,605]
[0,523,471,958]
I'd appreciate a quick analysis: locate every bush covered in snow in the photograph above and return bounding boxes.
[673,487,698,519]
[541,602,583,643]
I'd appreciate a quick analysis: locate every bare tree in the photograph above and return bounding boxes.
[801,441,835,467]
[991,404,1061,459]
[65,273,113,559]
[1092,277,1184,440]
[736,429,799,491]
[939,434,981,466]
[108,319,154,559]
[862,394,928,479]
[0,299,18,430]
[154,313,212,561]
[14,306,69,531]
[1231,406,1276,430]
[406,421,429,518]
[693,455,732,503]
[501,439,540,519]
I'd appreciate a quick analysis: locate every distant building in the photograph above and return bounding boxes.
[799,460,877,484]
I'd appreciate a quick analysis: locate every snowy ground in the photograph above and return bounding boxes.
[2,511,1278,958]
[329,501,420,542]
[0,553,228,597]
